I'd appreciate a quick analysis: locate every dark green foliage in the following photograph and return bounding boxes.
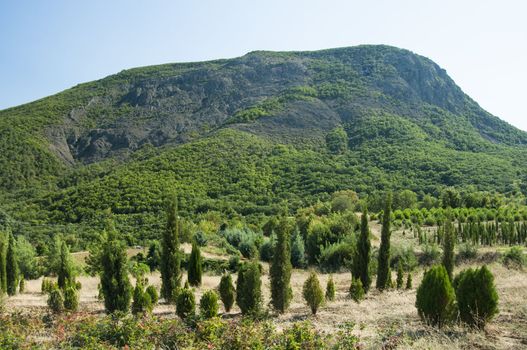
[41,278,54,294]
[6,233,18,296]
[259,237,274,262]
[442,218,456,281]
[176,285,195,320]
[419,244,441,266]
[405,273,412,289]
[219,273,235,313]
[160,197,182,303]
[146,241,161,271]
[353,208,371,292]
[18,278,24,293]
[57,241,75,290]
[325,276,335,301]
[291,230,306,268]
[456,243,478,263]
[48,288,64,314]
[236,262,262,316]
[318,242,354,272]
[349,278,365,303]
[0,237,6,293]
[303,271,324,315]
[145,285,159,305]
[199,290,219,319]
[132,283,152,315]
[416,265,456,327]
[396,260,404,289]
[454,266,499,328]
[326,127,348,154]
[63,286,79,312]
[376,194,392,291]
[270,217,293,313]
[187,242,202,287]
[100,225,132,313]
[501,246,526,269]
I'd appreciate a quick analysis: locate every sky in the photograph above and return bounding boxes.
[1,0,526,130]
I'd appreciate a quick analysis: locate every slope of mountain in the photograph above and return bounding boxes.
[1,45,526,244]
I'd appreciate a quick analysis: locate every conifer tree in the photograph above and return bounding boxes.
[396,260,404,289]
[349,278,365,302]
[236,261,262,315]
[0,236,6,293]
[200,289,219,319]
[416,265,455,328]
[270,217,293,313]
[100,223,132,313]
[325,275,335,301]
[160,196,182,302]
[176,283,195,320]
[187,241,202,287]
[57,241,75,290]
[6,232,18,296]
[219,273,235,313]
[353,207,371,292]
[442,217,456,281]
[303,271,324,315]
[405,272,413,289]
[376,193,392,291]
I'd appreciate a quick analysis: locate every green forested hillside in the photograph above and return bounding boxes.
[1,45,527,245]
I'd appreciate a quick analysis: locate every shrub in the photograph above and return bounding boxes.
[270,217,293,313]
[325,276,335,301]
[302,271,324,315]
[176,285,196,320]
[18,277,24,293]
[41,278,55,294]
[219,273,235,313]
[419,244,441,266]
[390,245,417,272]
[239,240,259,260]
[48,288,64,313]
[396,261,404,289]
[145,285,159,305]
[64,286,79,312]
[236,262,262,316]
[188,242,203,287]
[456,243,478,263]
[349,278,364,303]
[501,246,526,269]
[415,265,456,327]
[194,231,208,247]
[228,255,240,272]
[454,266,499,328]
[131,284,152,315]
[405,273,412,289]
[291,231,306,268]
[319,242,354,273]
[259,238,274,262]
[200,290,219,319]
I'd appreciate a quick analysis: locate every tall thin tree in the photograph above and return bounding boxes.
[376,193,392,291]
[353,207,372,292]
[0,235,6,293]
[270,216,293,313]
[442,216,456,281]
[57,241,75,290]
[6,232,18,296]
[160,196,182,302]
[187,241,202,287]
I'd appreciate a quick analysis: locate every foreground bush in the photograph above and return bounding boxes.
[47,288,64,314]
[454,266,499,328]
[349,278,364,303]
[176,284,196,320]
[63,286,79,312]
[236,262,262,316]
[416,265,455,327]
[303,271,324,315]
[219,273,235,313]
[200,290,219,319]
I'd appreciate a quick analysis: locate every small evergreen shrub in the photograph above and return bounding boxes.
[415,265,455,327]
[19,278,25,293]
[396,261,404,289]
[291,232,306,268]
[187,242,203,287]
[419,244,441,266]
[302,271,324,315]
[501,246,526,269]
[454,266,499,328]
[456,243,478,263]
[236,262,262,316]
[318,242,354,273]
[48,288,64,314]
[349,278,364,303]
[325,276,335,301]
[200,290,219,319]
[239,241,258,260]
[64,286,79,312]
[228,255,240,272]
[405,273,412,289]
[219,273,235,313]
[176,286,196,320]
[145,285,159,305]
[259,239,274,262]
[132,284,152,315]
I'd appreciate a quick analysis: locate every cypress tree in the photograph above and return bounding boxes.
[0,236,6,293]
[187,241,202,287]
[236,261,262,315]
[396,260,404,289]
[160,196,182,303]
[100,224,132,313]
[349,278,365,302]
[442,217,456,281]
[405,272,413,289]
[270,217,293,313]
[199,289,219,319]
[325,275,335,301]
[6,232,18,296]
[416,265,456,328]
[57,241,75,290]
[353,207,371,292]
[302,271,324,315]
[376,193,392,291]
[219,273,235,313]
[176,283,196,320]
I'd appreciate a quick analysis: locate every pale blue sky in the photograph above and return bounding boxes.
[1,0,526,130]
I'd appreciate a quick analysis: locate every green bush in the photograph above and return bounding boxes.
[456,243,478,263]
[291,231,306,268]
[325,276,335,301]
[131,284,152,315]
[176,285,196,320]
[239,241,259,260]
[219,273,235,313]
[145,285,159,305]
[349,278,364,303]
[405,273,412,289]
[302,271,324,315]
[319,242,354,273]
[415,265,456,327]
[419,244,441,266]
[396,261,404,289]
[501,246,526,269]
[48,288,64,314]
[236,262,262,316]
[187,242,203,287]
[390,245,417,272]
[64,286,79,312]
[454,266,499,328]
[259,238,274,262]
[200,290,219,319]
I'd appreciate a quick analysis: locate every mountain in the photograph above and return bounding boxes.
[1,45,526,245]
